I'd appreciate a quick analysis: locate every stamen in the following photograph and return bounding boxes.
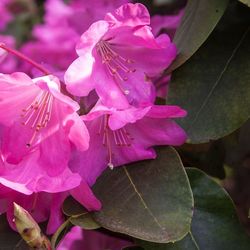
[98,115,133,169]
[96,40,136,87]
[21,91,54,147]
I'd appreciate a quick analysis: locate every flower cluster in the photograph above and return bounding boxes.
[0,2,186,235]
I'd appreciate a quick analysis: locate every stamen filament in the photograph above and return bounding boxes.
[21,91,54,147]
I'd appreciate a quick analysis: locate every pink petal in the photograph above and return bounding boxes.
[46,193,68,234]
[64,56,95,96]
[117,35,177,77]
[0,73,39,126]
[105,3,150,27]
[94,57,130,109]
[147,105,187,118]
[67,113,90,151]
[134,117,187,146]
[0,151,82,194]
[108,106,151,130]
[38,124,71,176]
[76,20,109,56]
[70,180,101,211]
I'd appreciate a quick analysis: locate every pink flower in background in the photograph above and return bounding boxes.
[57,226,133,250]
[0,35,17,74]
[69,101,187,186]
[65,3,176,108]
[0,72,90,194]
[20,0,131,75]
[20,26,79,75]
[0,0,13,31]
[151,8,184,38]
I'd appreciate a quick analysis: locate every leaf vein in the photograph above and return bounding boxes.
[123,166,167,234]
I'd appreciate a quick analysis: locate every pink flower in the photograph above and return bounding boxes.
[0,72,89,194]
[69,101,187,186]
[65,3,176,109]
[57,226,133,250]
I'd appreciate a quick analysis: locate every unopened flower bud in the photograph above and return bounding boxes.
[13,203,52,250]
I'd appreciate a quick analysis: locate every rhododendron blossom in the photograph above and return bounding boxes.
[0,2,191,246]
[69,101,187,186]
[0,72,89,193]
[65,3,176,108]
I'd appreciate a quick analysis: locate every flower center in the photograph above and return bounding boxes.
[21,91,53,147]
[98,115,133,169]
[96,40,136,95]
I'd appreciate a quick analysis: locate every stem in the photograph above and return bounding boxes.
[0,43,51,75]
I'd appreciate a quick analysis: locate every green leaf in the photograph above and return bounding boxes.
[167,2,250,143]
[137,168,250,249]
[70,214,100,230]
[63,197,100,230]
[63,196,88,217]
[239,0,250,7]
[92,147,193,243]
[51,219,71,250]
[168,0,229,71]
[138,234,198,250]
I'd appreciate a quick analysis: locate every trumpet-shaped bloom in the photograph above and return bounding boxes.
[65,3,176,108]
[0,72,90,194]
[69,101,187,187]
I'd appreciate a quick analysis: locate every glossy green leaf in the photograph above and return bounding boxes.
[239,0,250,7]
[168,0,229,71]
[51,219,71,250]
[92,147,193,243]
[138,234,198,250]
[63,197,100,230]
[70,214,100,230]
[63,196,88,217]
[138,168,250,249]
[167,2,250,143]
